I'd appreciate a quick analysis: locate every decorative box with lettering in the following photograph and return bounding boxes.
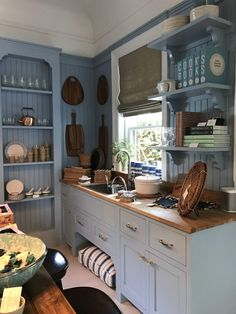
[200,46,228,84]
[188,54,194,86]
[182,57,188,88]
[194,47,200,85]
[177,60,183,88]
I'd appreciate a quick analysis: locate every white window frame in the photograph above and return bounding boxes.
[111,22,168,178]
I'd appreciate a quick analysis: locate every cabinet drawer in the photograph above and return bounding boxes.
[75,212,92,237]
[93,223,114,255]
[149,222,186,265]
[120,209,146,244]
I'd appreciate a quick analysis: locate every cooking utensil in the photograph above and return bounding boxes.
[98,114,108,166]
[134,175,161,195]
[91,148,105,170]
[18,107,35,126]
[61,76,84,105]
[65,111,84,156]
[97,75,109,105]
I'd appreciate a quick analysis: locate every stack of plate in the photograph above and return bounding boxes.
[6,179,25,201]
[190,5,219,22]
[162,15,189,34]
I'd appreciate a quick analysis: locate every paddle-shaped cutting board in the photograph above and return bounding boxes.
[66,112,84,156]
[61,76,84,105]
[98,114,108,162]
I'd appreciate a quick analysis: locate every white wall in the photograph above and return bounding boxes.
[0,0,182,57]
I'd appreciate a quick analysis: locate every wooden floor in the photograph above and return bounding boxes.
[57,244,141,314]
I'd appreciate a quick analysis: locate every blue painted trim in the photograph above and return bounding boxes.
[60,53,93,68]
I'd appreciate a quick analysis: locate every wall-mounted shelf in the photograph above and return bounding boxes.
[2,125,53,130]
[4,161,54,167]
[148,83,231,101]
[1,86,52,95]
[6,194,54,204]
[148,15,232,62]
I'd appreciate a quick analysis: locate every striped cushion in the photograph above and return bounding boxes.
[78,246,116,288]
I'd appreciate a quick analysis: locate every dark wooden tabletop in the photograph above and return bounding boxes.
[23,267,75,314]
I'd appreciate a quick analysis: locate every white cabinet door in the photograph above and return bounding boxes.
[120,236,149,313]
[62,188,75,246]
[148,251,187,314]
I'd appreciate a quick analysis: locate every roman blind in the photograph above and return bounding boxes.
[118,45,162,116]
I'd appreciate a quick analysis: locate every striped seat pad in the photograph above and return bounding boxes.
[78,246,116,288]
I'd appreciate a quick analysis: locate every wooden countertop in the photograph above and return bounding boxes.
[69,182,236,234]
[23,267,75,314]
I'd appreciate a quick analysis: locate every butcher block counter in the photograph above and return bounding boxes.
[70,182,236,234]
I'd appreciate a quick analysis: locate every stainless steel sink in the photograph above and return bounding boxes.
[85,184,113,194]
[85,183,125,195]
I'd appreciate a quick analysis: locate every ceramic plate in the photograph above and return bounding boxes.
[6,179,24,195]
[5,141,27,159]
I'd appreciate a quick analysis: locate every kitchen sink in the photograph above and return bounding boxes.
[85,183,113,194]
[85,183,126,195]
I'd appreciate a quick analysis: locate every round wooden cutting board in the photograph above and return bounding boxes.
[61,76,84,105]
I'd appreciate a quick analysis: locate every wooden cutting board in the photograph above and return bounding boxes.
[99,114,108,160]
[61,76,84,105]
[97,75,109,105]
[65,112,84,156]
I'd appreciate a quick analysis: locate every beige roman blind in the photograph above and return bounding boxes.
[118,45,162,116]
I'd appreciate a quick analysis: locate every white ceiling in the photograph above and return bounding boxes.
[0,0,182,57]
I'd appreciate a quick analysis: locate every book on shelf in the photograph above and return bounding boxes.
[183,142,230,148]
[176,111,203,147]
[184,134,230,140]
[185,125,228,135]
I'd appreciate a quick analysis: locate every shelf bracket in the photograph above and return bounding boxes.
[166,151,186,165]
[205,89,226,109]
[166,47,179,64]
[206,26,225,47]
[208,152,229,169]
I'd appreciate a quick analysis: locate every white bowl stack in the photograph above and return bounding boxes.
[190,5,219,22]
[162,15,189,35]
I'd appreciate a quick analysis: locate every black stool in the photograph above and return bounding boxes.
[63,287,122,314]
[43,248,69,290]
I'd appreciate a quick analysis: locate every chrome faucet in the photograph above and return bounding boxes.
[114,149,131,182]
[111,176,127,193]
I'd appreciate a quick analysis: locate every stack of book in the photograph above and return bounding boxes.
[176,112,203,146]
[183,134,230,148]
[185,125,228,135]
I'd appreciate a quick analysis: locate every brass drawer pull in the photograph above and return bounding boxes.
[159,239,174,249]
[98,233,108,241]
[139,255,147,262]
[125,223,137,232]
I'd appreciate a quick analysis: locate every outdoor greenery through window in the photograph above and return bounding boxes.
[124,112,162,166]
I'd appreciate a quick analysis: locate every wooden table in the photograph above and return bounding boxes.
[23,267,75,314]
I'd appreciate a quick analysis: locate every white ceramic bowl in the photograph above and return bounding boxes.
[0,234,46,294]
[190,5,219,22]
[134,176,161,195]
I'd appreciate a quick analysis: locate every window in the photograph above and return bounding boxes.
[123,112,162,167]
